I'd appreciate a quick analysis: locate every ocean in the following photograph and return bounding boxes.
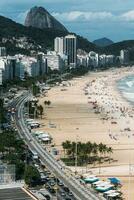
[117,75,134,103]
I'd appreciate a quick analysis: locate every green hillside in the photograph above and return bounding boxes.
[0,15,99,55]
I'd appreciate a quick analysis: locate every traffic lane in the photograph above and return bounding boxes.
[17,101,99,200]
[14,94,103,200]
[32,165,76,200]
[47,179,76,200]
[17,105,95,200]
[17,103,88,200]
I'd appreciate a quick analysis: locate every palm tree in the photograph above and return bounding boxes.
[70,142,76,158]
[98,143,104,155]
[47,100,51,107]
[98,143,106,173]
[61,140,113,167]
[37,105,44,118]
[44,101,47,106]
[107,147,113,164]
[98,143,107,162]
[62,140,71,156]
[101,144,109,161]
[44,100,51,108]
[92,142,98,166]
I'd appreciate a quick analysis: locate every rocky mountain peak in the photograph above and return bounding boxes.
[25,6,67,32]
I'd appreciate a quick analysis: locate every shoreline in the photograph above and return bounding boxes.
[116,75,134,107]
[38,66,134,147]
[36,67,134,199]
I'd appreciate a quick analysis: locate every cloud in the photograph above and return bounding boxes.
[121,10,134,21]
[52,11,114,22]
[52,10,134,23]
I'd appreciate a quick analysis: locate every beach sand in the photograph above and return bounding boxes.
[37,67,134,199]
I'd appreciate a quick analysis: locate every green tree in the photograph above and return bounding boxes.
[32,84,40,96]
[37,105,44,118]
[62,140,71,156]
[47,100,51,107]
[44,100,51,107]
[24,165,41,186]
[107,147,113,164]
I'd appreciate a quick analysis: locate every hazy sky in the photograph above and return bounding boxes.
[1,0,134,42]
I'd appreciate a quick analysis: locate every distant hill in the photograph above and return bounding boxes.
[0,8,134,61]
[104,40,134,61]
[25,6,67,32]
[93,37,114,47]
[0,15,99,56]
[104,40,134,54]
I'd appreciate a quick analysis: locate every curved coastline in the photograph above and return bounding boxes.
[117,74,134,106]
[37,67,134,200]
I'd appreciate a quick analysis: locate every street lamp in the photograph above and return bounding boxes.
[75,135,78,174]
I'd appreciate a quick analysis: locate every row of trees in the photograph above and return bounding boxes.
[44,100,51,107]
[62,140,113,166]
[25,99,52,119]
[25,101,44,119]
[32,84,40,96]
[0,129,27,180]
[0,129,42,185]
[0,98,7,124]
[24,165,41,186]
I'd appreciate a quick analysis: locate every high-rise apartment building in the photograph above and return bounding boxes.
[0,47,6,57]
[120,50,129,64]
[54,34,77,67]
[54,37,64,54]
[64,35,77,67]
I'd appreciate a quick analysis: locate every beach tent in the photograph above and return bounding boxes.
[83,176,99,184]
[108,177,121,185]
[38,133,50,139]
[96,184,113,192]
[41,137,51,141]
[104,190,117,195]
[103,190,121,198]
[107,192,121,199]
[94,181,111,187]
[92,181,104,186]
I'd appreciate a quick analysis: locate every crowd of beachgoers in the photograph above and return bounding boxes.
[84,67,134,141]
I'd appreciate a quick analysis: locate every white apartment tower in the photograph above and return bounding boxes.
[54,34,77,67]
[120,50,129,64]
[0,47,6,57]
[54,37,64,54]
[64,35,77,67]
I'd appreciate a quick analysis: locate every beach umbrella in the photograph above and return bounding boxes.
[108,177,121,185]
[83,177,99,184]
[96,184,113,192]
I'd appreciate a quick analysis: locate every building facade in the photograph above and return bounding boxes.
[64,35,77,67]
[44,51,63,71]
[0,47,6,57]
[54,37,64,54]
[120,50,129,64]
[54,34,77,67]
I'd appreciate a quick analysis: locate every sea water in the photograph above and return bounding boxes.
[117,75,134,103]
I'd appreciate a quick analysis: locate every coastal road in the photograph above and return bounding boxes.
[12,92,104,200]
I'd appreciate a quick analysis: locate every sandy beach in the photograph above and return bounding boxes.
[37,67,134,199]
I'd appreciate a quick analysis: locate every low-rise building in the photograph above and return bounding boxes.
[88,51,99,68]
[44,51,65,71]
[120,49,129,64]
[0,68,4,85]
[0,47,6,57]
[77,55,88,67]
[3,56,25,81]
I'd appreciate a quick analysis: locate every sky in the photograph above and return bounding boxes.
[0,0,134,42]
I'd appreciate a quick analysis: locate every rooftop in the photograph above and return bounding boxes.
[0,187,34,200]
